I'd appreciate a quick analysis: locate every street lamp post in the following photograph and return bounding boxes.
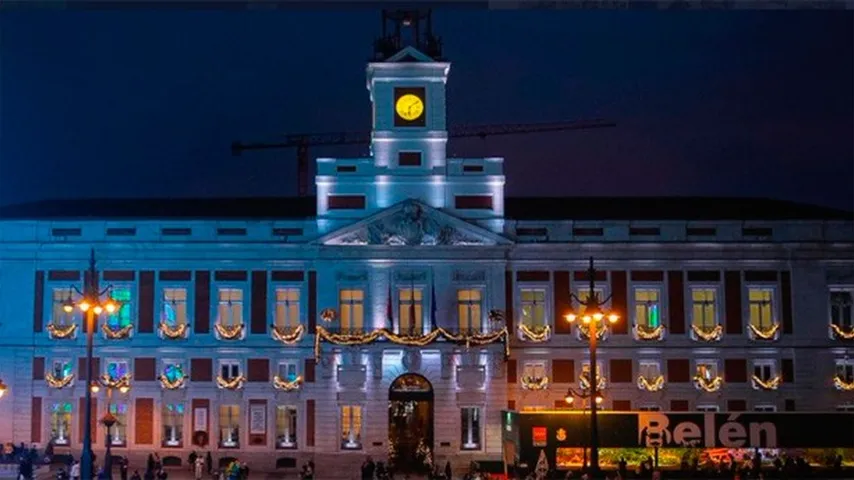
[565,257,620,478]
[90,376,130,480]
[62,250,119,480]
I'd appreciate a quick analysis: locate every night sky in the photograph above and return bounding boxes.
[1,9,852,210]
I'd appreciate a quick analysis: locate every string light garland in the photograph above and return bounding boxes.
[272,375,303,391]
[100,373,131,390]
[521,376,549,391]
[518,324,551,342]
[159,374,186,390]
[45,372,75,389]
[159,322,188,339]
[834,376,854,391]
[314,325,510,360]
[751,375,781,391]
[577,324,608,341]
[691,324,723,342]
[216,375,245,390]
[634,324,665,341]
[637,375,665,392]
[693,374,723,392]
[47,323,77,340]
[748,323,780,341]
[214,323,244,340]
[830,324,854,340]
[320,308,337,323]
[271,324,304,345]
[101,323,133,340]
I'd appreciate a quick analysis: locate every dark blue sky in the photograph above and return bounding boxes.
[2,9,852,209]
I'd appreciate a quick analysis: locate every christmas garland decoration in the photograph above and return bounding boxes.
[159,322,188,339]
[314,325,509,360]
[579,372,606,392]
[748,323,780,341]
[637,375,665,392]
[159,374,186,390]
[214,323,244,340]
[45,372,75,389]
[320,308,337,323]
[634,324,665,341]
[830,323,854,340]
[216,375,245,390]
[101,323,133,339]
[833,375,854,391]
[100,373,132,389]
[517,324,551,342]
[47,323,78,340]
[577,324,608,341]
[691,324,723,342]
[751,375,781,391]
[272,375,303,391]
[694,374,723,392]
[271,324,304,345]
[521,375,549,391]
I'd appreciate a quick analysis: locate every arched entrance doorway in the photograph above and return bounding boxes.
[388,373,434,473]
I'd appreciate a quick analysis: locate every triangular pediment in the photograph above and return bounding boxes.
[384,46,437,63]
[317,200,512,247]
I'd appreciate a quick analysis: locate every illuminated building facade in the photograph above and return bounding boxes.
[0,41,853,476]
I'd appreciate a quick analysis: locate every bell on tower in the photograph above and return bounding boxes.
[372,10,443,62]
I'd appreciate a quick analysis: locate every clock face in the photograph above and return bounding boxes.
[395,94,424,121]
[393,87,427,127]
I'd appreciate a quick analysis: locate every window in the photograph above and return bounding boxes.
[696,360,718,381]
[748,287,776,329]
[836,359,854,383]
[51,359,73,382]
[220,360,241,381]
[398,287,423,334]
[690,288,718,329]
[106,360,129,381]
[110,403,128,446]
[638,405,661,412]
[277,361,299,383]
[830,290,853,327]
[460,407,481,450]
[639,360,661,379]
[339,289,365,332]
[522,361,547,382]
[219,405,240,448]
[276,406,298,449]
[274,288,301,329]
[162,362,185,386]
[634,288,662,329]
[696,405,719,412]
[107,286,134,329]
[754,405,776,412]
[457,289,483,333]
[163,403,184,447]
[50,402,72,446]
[580,362,605,390]
[51,287,76,326]
[520,288,547,327]
[341,405,363,449]
[577,287,606,309]
[217,288,244,327]
[753,360,777,382]
[161,287,188,327]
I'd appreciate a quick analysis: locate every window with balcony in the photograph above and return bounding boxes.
[835,359,854,390]
[274,288,301,330]
[637,360,663,391]
[48,359,74,388]
[580,362,605,391]
[457,289,483,333]
[341,405,363,449]
[398,287,424,334]
[50,402,72,446]
[520,288,547,328]
[747,287,778,340]
[634,288,662,329]
[690,287,721,341]
[460,407,482,450]
[220,360,241,381]
[162,403,184,447]
[339,289,365,332]
[752,360,780,390]
[277,361,299,383]
[696,361,718,381]
[106,360,130,382]
[106,286,134,331]
[219,405,240,448]
[50,287,77,329]
[109,403,128,446]
[276,405,298,449]
[830,290,853,332]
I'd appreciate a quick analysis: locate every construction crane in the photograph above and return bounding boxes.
[231,119,616,196]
